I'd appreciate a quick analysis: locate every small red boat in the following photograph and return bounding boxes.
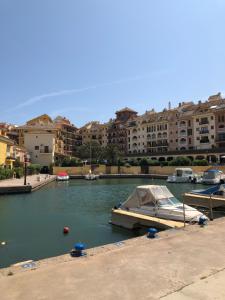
[56,172,69,181]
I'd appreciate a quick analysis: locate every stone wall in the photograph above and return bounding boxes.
[53,165,225,176]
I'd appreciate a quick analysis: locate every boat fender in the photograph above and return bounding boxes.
[63,226,70,234]
[198,216,208,227]
[147,228,158,239]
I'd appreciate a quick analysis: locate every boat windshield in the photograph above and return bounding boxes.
[203,172,217,179]
[158,197,180,207]
[176,169,192,176]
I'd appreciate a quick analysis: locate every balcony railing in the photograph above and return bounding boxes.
[199,130,209,134]
[200,139,210,144]
[199,121,209,125]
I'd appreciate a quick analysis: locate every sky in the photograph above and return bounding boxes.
[1,0,225,127]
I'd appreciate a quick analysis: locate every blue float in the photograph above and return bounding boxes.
[147,228,158,238]
[70,243,86,257]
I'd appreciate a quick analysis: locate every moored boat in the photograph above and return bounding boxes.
[56,172,69,181]
[202,169,225,185]
[85,170,99,180]
[112,185,207,225]
[191,184,225,197]
[167,168,202,183]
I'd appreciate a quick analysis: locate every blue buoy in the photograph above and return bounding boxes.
[198,216,207,227]
[147,228,158,238]
[70,243,86,257]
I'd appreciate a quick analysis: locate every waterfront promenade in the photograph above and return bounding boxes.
[0,174,56,194]
[1,218,225,299]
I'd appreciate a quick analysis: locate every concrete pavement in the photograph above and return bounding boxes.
[1,218,225,300]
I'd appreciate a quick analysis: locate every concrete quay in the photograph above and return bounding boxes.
[69,173,168,179]
[0,174,56,194]
[1,218,225,299]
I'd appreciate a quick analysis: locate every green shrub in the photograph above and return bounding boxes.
[139,158,149,166]
[129,159,139,166]
[148,160,161,166]
[193,159,208,166]
[160,161,168,166]
[27,164,41,175]
[0,168,14,180]
[14,167,24,178]
[168,156,191,166]
[117,159,125,166]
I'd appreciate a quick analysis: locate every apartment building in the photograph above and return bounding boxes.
[79,121,108,147]
[126,93,225,158]
[108,107,137,154]
[54,116,81,157]
[18,114,64,166]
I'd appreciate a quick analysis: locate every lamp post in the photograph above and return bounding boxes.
[24,154,27,186]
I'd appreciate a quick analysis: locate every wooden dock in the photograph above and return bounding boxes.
[184,193,225,209]
[111,209,184,230]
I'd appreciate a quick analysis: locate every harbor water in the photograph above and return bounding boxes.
[0,178,207,268]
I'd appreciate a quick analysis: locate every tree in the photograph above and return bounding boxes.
[103,144,122,165]
[76,141,103,162]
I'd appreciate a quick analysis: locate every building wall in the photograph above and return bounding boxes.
[24,133,55,166]
[193,113,216,150]
[0,141,7,166]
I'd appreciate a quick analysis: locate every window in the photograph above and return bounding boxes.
[211,116,214,120]
[44,146,49,153]
[211,126,214,130]
[187,129,192,136]
[34,146,39,150]
[211,135,214,139]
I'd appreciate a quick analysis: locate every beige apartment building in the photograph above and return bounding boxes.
[108,107,138,154]
[54,116,81,157]
[215,104,225,148]
[79,121,108,147]
[18,114,64,166]
[126,93,225,162]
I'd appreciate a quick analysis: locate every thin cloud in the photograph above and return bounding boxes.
[10,73,156,111]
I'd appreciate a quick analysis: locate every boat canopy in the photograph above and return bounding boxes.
[122,185,174,209]
[175,168,193,176]
[205,169,222,173]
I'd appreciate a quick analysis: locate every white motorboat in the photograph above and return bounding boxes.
[202,169,225,185]
[85,170,99,180]
[167,168,202,184]
[56,172,69,181]
[115,185,207,223]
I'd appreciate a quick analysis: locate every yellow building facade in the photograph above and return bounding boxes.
[0,135,15,168]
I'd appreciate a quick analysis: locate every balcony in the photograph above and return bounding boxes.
[199,130,209,134]
[200,139,210,144]
[199,120,209,125]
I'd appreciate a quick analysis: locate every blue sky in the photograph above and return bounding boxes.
[1,0,225,127]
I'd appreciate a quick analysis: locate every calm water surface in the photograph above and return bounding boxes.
[0,178,206,268]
